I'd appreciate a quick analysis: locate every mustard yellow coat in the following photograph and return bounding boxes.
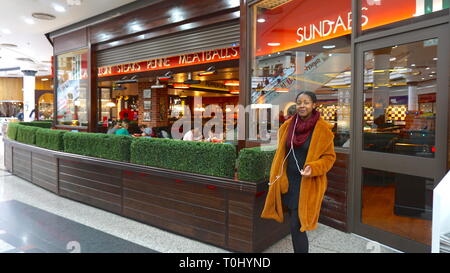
[261,117,336,232]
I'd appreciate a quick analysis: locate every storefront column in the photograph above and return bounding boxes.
[22,70,37,122]
[407,83,419,111]
[372,48,391,128]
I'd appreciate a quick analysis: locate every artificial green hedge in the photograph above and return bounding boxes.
[131,138,236,178]
[19,121,52,128]
[16,125,40,145]
[237,146,276,182]
[35,129,67,151]
[7,122,20,140]
[63,132,132,162]
[7,122,276,182]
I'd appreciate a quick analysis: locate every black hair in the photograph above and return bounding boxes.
[295,91,317,103]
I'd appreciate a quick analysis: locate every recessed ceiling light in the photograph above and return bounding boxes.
[425,67,430,70]
[24,18,35,24]
[32,13,56,20]
[0,43,18,47]
[389,57,396,61]
[433,57,438,61]
[411,64,416,67]
[67,0,82,6]
[131,24,142,32]
[53,4,66,12]
[257,18,266,23]
[1,29,11,34]
[322,45,336,49]
[16,57,35,63]
[41,78,49,81]
[267,42,280,46]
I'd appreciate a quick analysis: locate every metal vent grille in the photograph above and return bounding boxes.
[97,21,240,67]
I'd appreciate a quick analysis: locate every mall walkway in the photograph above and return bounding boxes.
[0,136,399,253]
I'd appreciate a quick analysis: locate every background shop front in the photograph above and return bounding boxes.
[242,0,449,252]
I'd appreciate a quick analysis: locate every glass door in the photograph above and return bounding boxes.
[353,24,449,253]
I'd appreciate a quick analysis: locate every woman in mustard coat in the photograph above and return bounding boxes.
[261,91,336,253]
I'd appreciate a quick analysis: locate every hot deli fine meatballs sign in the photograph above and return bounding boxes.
[98,46,240,77]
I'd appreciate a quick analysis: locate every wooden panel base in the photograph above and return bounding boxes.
[3,138,306,252]
[58,159,122,214]
[32,152,58,193]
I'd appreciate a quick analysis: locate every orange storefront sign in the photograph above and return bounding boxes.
[98,46,239,77]
[256,0,417,56]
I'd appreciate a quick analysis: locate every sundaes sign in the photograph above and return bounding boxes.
[98,47,239,77]
[256,0,418,56]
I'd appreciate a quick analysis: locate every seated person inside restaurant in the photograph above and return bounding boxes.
[115,122,130,136]
[205,126,223,142]
[107,121,121,135]
[139,124,153,137]
[182,127,203,141]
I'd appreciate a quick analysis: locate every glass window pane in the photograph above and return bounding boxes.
[363,39,437,158]
[361,0,449,34]
[56,49,88,127]
[362,168,433,245]
[251,0,352,147]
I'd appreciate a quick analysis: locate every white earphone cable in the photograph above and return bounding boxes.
[268,114,302,186]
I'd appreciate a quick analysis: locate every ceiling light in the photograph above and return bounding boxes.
[184,72,201,84]
[1,29,11,34]
[16,57,35,63]
[225,80,239,86]
[389,57,396,61]
[0,43,17,47]
[67,0,82,6]
[53,4,66,12]
[32,13,56,20]
[411,64,416,67]
[41,78,49,81]
[151,78,165,88]
[24,18,35,24]
[433,57,438,61]
[173,83,190,89]
[158,71,173,81]
[106,101,116,107]
[267,42,280,46]
[230,90,240,94]
[131,24,143,32]
[426,67,430,70]
[198,66,216,76]
[257,18,266,23]
[322,45,336,49]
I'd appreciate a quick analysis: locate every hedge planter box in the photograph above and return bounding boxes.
[3,138,290,252]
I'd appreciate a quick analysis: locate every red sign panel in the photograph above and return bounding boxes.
[256,0,417,56]
[98,46,240,77]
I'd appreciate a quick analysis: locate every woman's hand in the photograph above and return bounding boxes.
[300,165,312,177]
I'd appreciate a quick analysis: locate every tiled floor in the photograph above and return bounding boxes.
[0,136,400,253]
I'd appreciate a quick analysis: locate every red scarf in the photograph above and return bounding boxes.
[286,110,320,149]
